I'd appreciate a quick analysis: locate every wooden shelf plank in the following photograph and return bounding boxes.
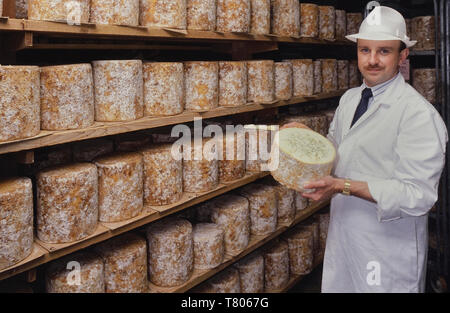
[0,172,270,282]
[0,19,353,45]
[0,243,47,279]
[0,91,345,155]
[148,200,329,293]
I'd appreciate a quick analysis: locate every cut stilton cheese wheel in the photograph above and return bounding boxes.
[270,127,336,193]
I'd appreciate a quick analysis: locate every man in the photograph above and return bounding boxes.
[286,6,448,292]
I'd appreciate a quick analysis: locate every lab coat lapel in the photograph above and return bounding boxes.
[344,74,406,138]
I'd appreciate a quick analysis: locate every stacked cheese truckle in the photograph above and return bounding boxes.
[0,0,363,293]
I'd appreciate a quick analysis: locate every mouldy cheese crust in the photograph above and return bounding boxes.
[90,0,139,26]
[0,66,40,143]
[28,0,90,22]
[216,0,250,33]
[94,152,144,223]
[0,177,33,271]
[187,0,216,31]
[95,233,148,293]
[140,0,187,29]
[193,223,224,270]
[45,252,105,293]
[146,218,193,287]
[250,0,270,35]
[143,62,184,116]
[235,251,264,293]
[92,60,144,122]
[36,163,99,244]
[40,64,95,131]
[270,128,336,193]
[271,0,300,37]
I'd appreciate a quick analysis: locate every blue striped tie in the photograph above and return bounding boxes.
[351,87,373,127]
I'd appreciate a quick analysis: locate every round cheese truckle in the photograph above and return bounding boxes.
[270,127,336,193]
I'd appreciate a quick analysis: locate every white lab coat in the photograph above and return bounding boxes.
[322,73,448,293]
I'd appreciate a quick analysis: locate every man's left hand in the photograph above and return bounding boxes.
[301,176,341,202]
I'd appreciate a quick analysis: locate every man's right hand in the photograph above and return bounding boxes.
[280,122,311,130]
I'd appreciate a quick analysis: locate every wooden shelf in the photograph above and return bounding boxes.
[0,90,345,155]
[0,171,270,282]
[0,18,353,46]
[150,200,329,293]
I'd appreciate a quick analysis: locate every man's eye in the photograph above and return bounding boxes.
[360,48,369,53]
[380,49,390,54]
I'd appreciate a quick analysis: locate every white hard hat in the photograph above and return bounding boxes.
[346,6,417,48]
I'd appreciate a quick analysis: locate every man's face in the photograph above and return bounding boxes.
[357,39,408,87]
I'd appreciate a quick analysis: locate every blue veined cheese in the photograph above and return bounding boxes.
[270,127,336,193]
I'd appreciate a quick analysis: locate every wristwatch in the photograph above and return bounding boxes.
[342,179,351,196]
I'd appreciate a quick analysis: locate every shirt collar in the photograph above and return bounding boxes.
[362,72,401,98]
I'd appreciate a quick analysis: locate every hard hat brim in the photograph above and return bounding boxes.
[346,32,417,48]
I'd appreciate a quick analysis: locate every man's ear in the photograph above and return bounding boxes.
[399,47,409,65]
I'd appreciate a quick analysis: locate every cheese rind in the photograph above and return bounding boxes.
[45,252,105,293]
[140,0,187,29]
[274,62,293,100]
[263,239,289,291]
[95,233,148,293]
[235,251,264,293]
[92,60,144,122]
[271,0,300,37]
[211,195,250,255]
[29,0,90,22]
[300,3,319,38]
[141,144,183,206]
[216,0,250,33]
[40,64,95,131]
[146,218,193,287]
[143,62,184,116]
[218,61,247,107]
[187,0,216,31]
[0,66,40,142]
[94,152,143,222]
[36,163,99,243]
[250,0,270,35]
[0,178,33,271]
[270,127,336,193]
[184,61,219,112]
[90,0,139,25]
[193,223,225,270]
